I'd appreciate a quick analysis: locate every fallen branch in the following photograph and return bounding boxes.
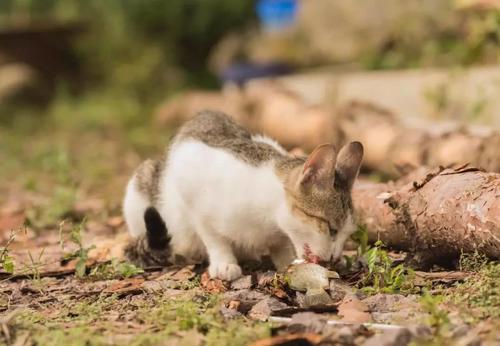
[269,316,406,331]
[353,167,500,267]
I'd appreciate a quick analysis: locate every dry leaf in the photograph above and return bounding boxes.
[200,271,227,293]
[104,278,144,295]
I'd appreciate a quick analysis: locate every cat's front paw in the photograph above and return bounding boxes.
[208,262,242,281]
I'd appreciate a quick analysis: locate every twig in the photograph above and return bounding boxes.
[269,316,406,331]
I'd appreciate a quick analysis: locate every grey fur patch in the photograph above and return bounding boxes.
[175,111,291,167]
[134,158,165,204]
[124,235,172,268]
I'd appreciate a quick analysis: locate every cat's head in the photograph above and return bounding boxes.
[283,142,363,263]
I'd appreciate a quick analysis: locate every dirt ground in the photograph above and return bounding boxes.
[0,96,499,346]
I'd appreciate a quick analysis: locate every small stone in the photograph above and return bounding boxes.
[286,263,335,292]
[223,289,269,313]
[407,324,432,339]
[302,288,334,308]
[288,312,327,334]
[451,324,470,338]
[455,331,482,346]
[329,280,352,302]
[248,297,289,321]
[219,305,242,320]
[338,326,355,344]
[230,275,254,290]
[363,328,412,346]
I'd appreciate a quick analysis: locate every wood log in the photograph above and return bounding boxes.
[155,83,500,177]
[336,101,500,177]
[352,166,500,267]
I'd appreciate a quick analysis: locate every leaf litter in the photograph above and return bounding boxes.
[0,194,498,345]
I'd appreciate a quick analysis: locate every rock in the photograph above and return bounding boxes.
[223,289,270,313]
[302,288,334,308]
[286,262,336,292]
[451,324,470,338]
[329,280,353,303]
[288,312,327,333]
[248,297,290,321]
[219,305,243,320]
[455,334,482,346]
[231,275,254,290]
[362,294,418,313]
[407,324,432,339]
[338,294,372,323]
[337,326,355,345]
[362,328,412,346]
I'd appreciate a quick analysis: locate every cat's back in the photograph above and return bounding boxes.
[174,111,251,146]
[171,111,287,165]
[161,111,288,220]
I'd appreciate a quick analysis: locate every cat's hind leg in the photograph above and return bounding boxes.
[123,174,149,238]
[123,159,162,237]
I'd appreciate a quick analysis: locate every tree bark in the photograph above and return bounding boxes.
[352,166,500,267]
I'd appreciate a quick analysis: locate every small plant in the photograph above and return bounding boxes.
[88,258,144,280]
[447,260,499,319]
[360,240,414,294]
[459,250,488,272]
[350,227,414,294]
[351,224,369,256]
[59,219,95,278]
[26,248,46,282]
[0,230,17,274]
[421,291,450,333]
[417,290,452,345]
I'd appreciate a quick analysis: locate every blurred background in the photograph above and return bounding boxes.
[1,0,500,228]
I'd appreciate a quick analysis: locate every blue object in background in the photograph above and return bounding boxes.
[219,62,293,86]
[256,0,298,32]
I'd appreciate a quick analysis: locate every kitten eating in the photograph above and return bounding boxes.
[123,111,363,281]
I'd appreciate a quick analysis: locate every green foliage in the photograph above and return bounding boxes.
[0,231,16,274]
[459,250,489,272]
[0,0,255,97]
[413,290,454,346]
[22,146,78,228]
[59,219,95,278]
[350,227,414,294]
[448,260,500,319]
[363,9,500,70]
[360,240,414,294]
[137,294,271,346]
[420,291,450,334]
[88,259,144,280]
[351,224,369,256]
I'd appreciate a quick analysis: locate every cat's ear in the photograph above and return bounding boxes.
[334,141,364,190]
[300,143,337,188]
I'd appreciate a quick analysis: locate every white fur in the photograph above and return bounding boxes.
[124,140,352,280]
[123,177,149,238]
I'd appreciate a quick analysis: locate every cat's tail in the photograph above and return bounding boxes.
[124,206,172,267]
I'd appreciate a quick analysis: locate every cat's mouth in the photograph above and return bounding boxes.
[302,243,333,266]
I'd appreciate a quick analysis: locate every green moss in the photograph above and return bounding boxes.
[447,261,500,320]
[11,291,270,346]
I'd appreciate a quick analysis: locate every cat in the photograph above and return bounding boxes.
[123,111,363,281]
